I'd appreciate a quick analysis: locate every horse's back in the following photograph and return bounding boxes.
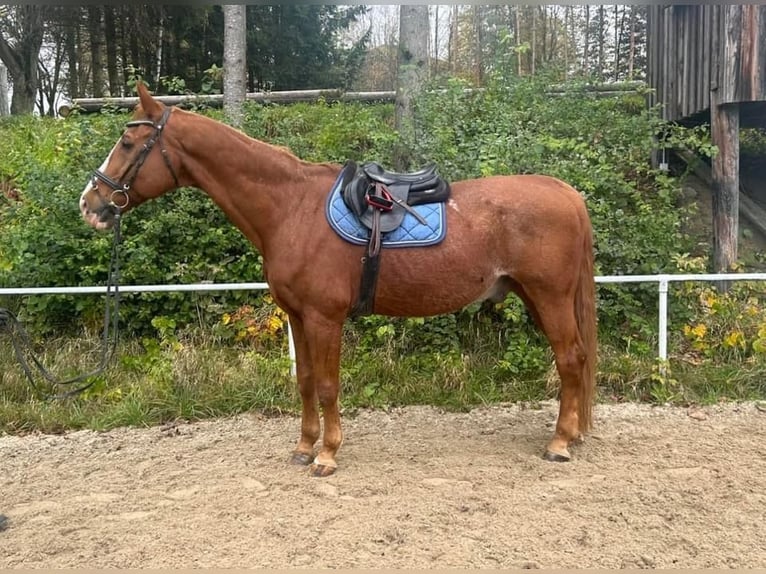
[450,173,588,216]
[372,173,592,316]
[445,173,590,249]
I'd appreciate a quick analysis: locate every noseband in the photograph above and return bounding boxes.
[91,106,180,209]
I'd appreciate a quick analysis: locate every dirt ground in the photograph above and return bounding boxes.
[1,400,765,569]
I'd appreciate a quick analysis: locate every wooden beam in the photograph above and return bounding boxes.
[59,90,397,116]
[60,83,647,116]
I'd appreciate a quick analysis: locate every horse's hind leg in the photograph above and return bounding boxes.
[524,288,587,461]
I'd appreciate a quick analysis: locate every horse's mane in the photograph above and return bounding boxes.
[142,105,340,173]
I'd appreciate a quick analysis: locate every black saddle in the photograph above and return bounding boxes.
[341,160,450,232]
[363,162,441,186]
[338,160,451,317]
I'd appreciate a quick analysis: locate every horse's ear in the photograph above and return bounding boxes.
[136,81,164,118]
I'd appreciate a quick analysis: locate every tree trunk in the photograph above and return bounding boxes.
[154,8,165,89]
[564,6,570,79]
[449,5,458,74]
[628,7,636,80]
[0,6,44,114]
[64,12,80,98]
[223,4,247,128]
[614,5,621,81]
[515,7,521,75]
[88,7,104,97]
[0,63,9,116]
[583,6,590,75]
[38,40,64,116]
[540,7,547,64]
[529,6,537,76]
[395,4,429,170]
[432,5,439,75]
[597,6,605,80]
[119,7,132,87]
[104,6,120,96]
[473,5,482,84]
[129,9,140,81]
[548,6,558,65]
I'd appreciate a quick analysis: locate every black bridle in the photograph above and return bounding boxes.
[91,106,180,209]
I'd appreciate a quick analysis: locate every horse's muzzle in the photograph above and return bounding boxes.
[80,196,116,230]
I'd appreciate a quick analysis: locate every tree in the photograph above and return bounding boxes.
[223,5,246,128]
[87,6,104,97]
[350,5,397,91]
[103,7,119,95]
[395,4,429,170]
[0,5,44,114]
[37,27,64,116]
[0,62,8,115]
[245,5,367,91]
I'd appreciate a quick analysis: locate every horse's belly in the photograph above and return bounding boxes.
[372,245,499,317]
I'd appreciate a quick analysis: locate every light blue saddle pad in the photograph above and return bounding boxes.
[325,172,447,248]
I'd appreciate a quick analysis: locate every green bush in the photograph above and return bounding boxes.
[408,75,713,354]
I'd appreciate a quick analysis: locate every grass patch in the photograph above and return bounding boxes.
[2,323,766,435]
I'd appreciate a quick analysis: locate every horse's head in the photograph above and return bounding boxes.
[79,82,181,230]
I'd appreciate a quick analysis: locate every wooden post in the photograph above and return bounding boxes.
[710,101,740,284]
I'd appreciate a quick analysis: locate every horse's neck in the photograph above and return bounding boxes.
[176,112,338,253]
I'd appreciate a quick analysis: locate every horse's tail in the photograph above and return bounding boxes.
[575,210,598,433]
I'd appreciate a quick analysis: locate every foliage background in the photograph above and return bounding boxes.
[1,75,766,429]
[0,75,705,339]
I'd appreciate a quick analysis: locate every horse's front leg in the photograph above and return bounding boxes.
[287,315,321,467]
[301,313,344,477]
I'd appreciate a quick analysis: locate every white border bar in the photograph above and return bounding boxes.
[3,273,766,368]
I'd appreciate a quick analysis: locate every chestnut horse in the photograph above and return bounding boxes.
[79,83,597,476]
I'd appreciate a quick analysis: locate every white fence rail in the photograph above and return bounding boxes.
[3,273,766,371]
[594,273,766,361]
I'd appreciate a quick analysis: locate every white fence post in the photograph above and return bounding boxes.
[658,276,669,362]
[287,320,297,378]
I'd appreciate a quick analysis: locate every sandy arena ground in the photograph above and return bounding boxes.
[1,400,765,568]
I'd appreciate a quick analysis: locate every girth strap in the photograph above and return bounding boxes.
[351,192,383,317]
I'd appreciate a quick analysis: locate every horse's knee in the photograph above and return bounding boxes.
[316,379,339,406]
[297,373,315,400]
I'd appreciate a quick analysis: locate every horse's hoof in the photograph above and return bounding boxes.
[289,452,313,466]
[543,450,571,462]
[309,463,337,477]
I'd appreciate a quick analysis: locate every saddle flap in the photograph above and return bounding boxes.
[358,183,408,233]
[340,161,368,217]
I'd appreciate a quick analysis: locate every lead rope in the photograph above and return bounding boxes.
[0,210,123,400]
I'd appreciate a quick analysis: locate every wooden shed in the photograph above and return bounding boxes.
[647,5,766,273]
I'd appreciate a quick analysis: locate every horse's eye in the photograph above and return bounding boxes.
[121,136,134,150]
